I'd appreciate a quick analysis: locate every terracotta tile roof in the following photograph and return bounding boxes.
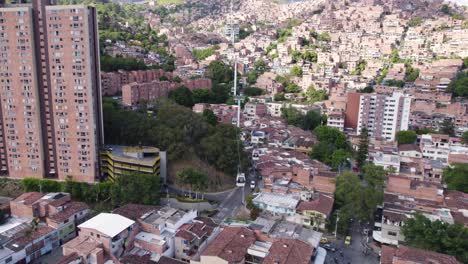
[56,253,80,264]
[112,203,160,221]
[296,194,334,217]
[444,191,468,210]
[157,256,185,264]
[398,144,421,152]
[263,238,314,264]
[391,245,461,264]
[13,192,44,205]
[202,226,256,263]
[47,201,89,223]
[381,245,397,264]
[120,254,156,264]
[6,225,55,250]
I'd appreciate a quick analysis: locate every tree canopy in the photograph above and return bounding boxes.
[310,126,351,169]
[402,213,468,263]
[396,130,417,145]
[356,128,369,170]
[103,99,247,176]
[169,86,194,107]
[290,65,303,77]
[448,72,468,98]
[334,171,383,234]
[443,164,468,192]
[281,108,324,131]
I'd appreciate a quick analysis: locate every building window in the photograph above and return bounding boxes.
[388,231,397,237]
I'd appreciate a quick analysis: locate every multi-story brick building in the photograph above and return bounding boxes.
[0,0,103,182]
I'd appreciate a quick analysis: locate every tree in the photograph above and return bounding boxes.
[281,107,304,128]
[169,86,194,107]
[351,59,367,75]
[448,72,468,98]
[443,164,468,192]
[111,172,161,206]
[461,131,468,145]
[285,83,301,93]
[356,128,369,170]
[192,48,213,61]
[303,110,323,131]
[274,93,286,101]
[409,17,423,27]
[440,119,455,136]
[206,61,233,84]
[396,130,417,145]
[306,86,328,103]
[290,65,303,77]
[330,149,352,172]
[302,50,318,62]
[405,64,420,82]
[402,213,468,263]
[202,109,218,126]
[362,164,386,188]
[192,89,215,104]
[313,126,348,150]
[334,171,383,234]
[0,209,8,225]
[243,87,264,96]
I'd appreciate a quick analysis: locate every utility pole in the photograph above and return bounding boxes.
[335,210,340,238]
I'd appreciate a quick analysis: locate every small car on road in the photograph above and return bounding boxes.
[344,236,352,245]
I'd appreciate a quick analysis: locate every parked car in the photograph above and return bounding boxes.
[250,180,256,190]
[322,244,336,252]
[345,236,352,245]
[320,237,329,244]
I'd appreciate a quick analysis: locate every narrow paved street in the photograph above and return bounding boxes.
[325,222,379,264]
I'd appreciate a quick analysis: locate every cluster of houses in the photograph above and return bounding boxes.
[0,193,329,264]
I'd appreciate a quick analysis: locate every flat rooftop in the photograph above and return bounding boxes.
[252,192,299,210]
[104,145,160,165]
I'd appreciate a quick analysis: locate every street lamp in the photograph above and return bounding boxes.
[334,210,340,238]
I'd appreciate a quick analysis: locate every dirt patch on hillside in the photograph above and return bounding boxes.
[0,178,23,198]
[168,154,235,192]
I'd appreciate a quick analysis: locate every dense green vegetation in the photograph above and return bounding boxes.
[385,79,405,88]
[246,59,268,84]
[176,167,208,194]
[243,87,265,96]
[192,48,214,61]
[334,166,385,234]
[290,65,303,77]
[305,86,328,103]
[285,83,301,93]
[408,17,423,27]
[396,130,417,145]
[169,86,194,107]
[281,108,324,131]
[405,64,420,82]
[100,55,148,72]
[440,119,455,136]
[21,174,160,207]
[103,99,247,176]
[356,128,369,170]
[310,126,351,170]
[350,59,367,75]
[402,213,468,263]
[462,131,468,145]
[443,164,468,192]
[448,72,468,98]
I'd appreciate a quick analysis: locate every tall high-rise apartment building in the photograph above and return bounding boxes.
[356,92,411,141]
[0,0,103,182]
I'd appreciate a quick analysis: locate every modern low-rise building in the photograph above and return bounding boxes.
[101,145,167,181]
[253,192,299,216]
